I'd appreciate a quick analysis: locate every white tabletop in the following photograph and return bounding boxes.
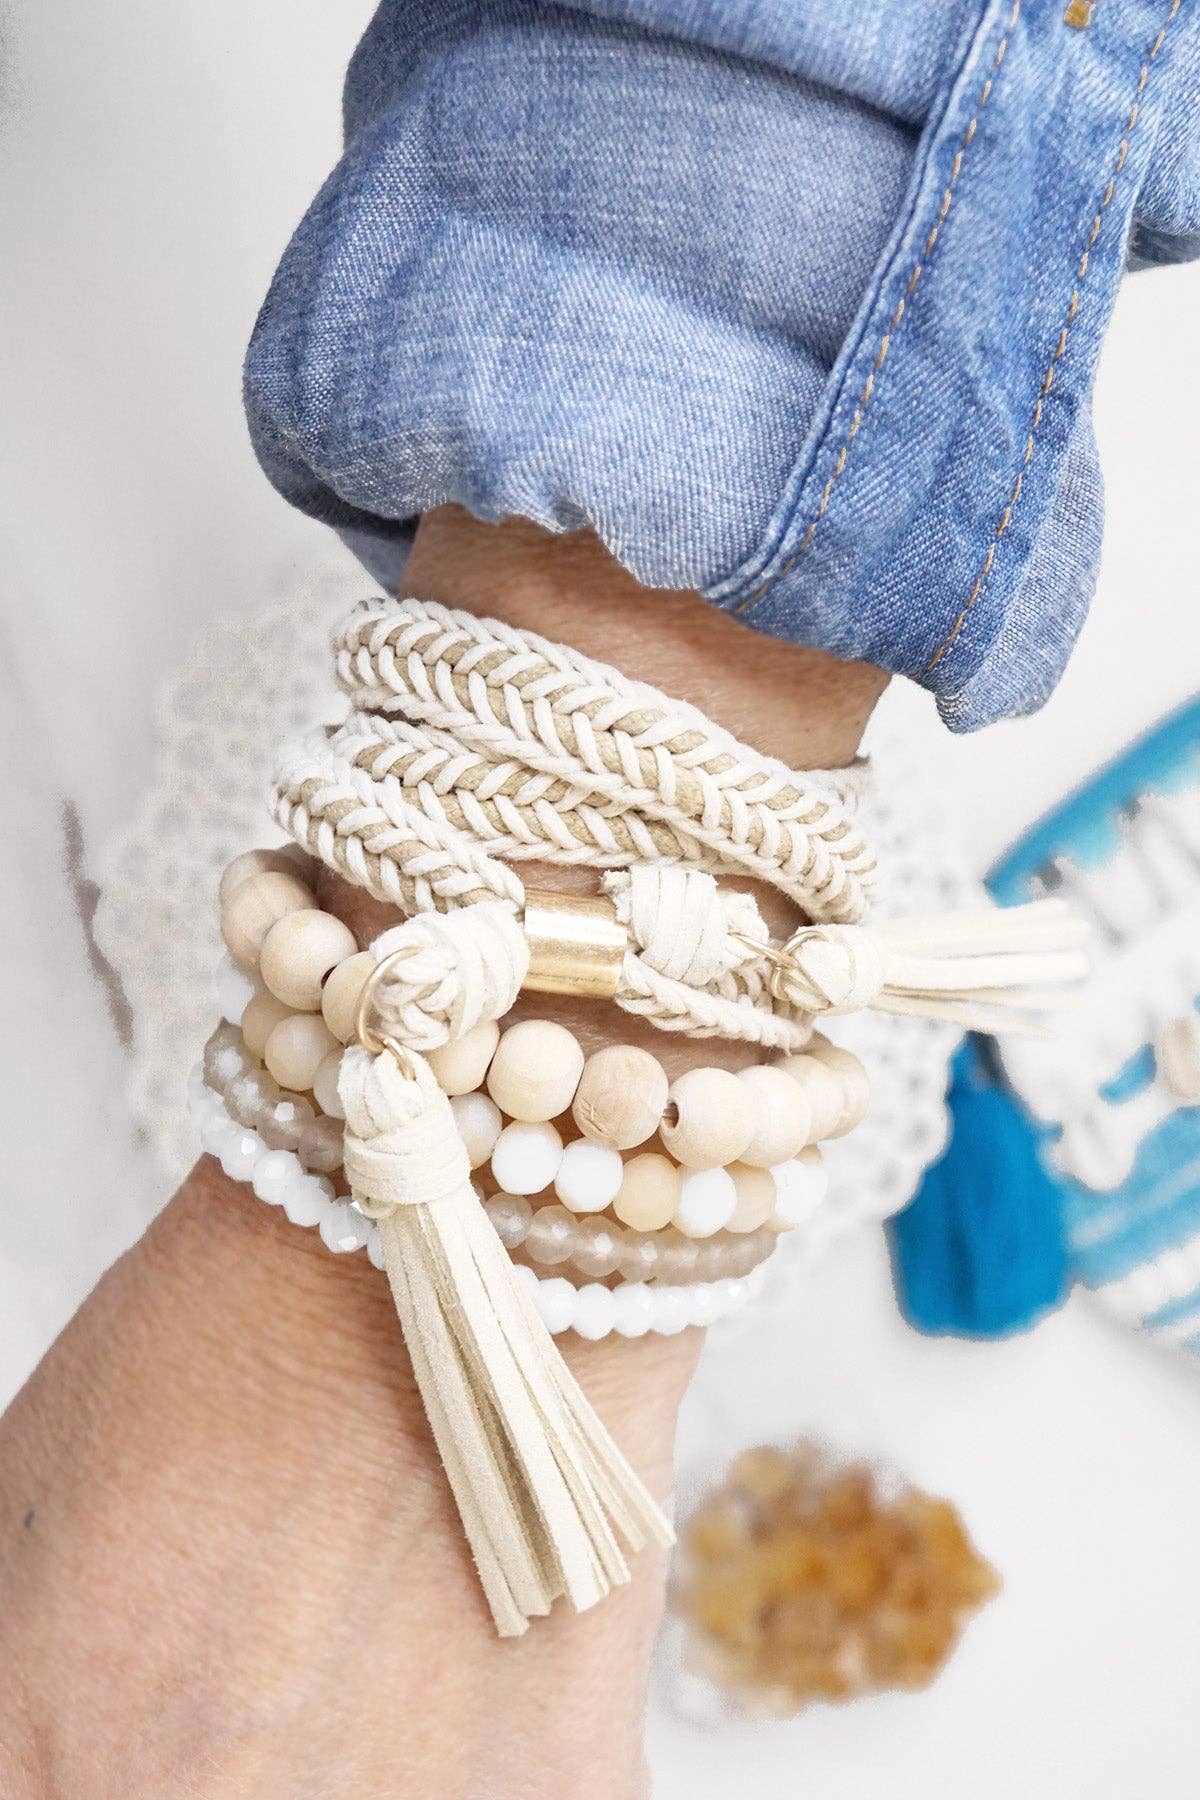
[2,4,1198,1791]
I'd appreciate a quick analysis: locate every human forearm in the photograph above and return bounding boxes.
[0,511,885,1798]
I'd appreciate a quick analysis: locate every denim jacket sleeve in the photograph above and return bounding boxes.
[244,0,1199,730]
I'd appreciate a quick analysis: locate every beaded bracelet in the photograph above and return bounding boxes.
[194,595,1084,1639]
[204,1019,784,1289]
[191,1069,766,1338]
[206,869,865,1327]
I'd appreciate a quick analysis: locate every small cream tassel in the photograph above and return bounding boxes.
[338,1042,673,1637]
[771,898,1090,1034]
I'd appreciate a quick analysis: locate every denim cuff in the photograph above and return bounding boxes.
[245,0,1199,730]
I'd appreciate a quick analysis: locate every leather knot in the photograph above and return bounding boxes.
[772,925,888,1016]
[367,901,528,1053]
[606,867,767,989]
[338,1043,471,1216]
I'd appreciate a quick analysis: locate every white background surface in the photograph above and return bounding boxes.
[2,3,1199,1793]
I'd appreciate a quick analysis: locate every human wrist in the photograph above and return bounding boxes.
[405,505,887,773]
[0,512,885,1796]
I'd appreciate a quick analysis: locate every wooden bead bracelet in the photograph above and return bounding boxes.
[217,854,870,1164]
[201,1020,784,1291]
[190,1070,764,1338]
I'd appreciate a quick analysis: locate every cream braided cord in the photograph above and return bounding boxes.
[271,598,878,1053]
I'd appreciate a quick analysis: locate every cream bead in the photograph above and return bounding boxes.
[483,1191,534,1250]
[775,1053,844,1141]
[571,1216,623,1279]
[532,1275,577,1334]
[450,1092,504,1169]
[571,1044,668,1149]
[573,1284,617,1342]
[660,1066,753,1169]
[489,1119,563,1195]
[770,1147,828,1229]
[220,869,315,970]
[524,1202,577,1265]
[612,1282,655,1338]
[553,1139,624,1214]
[258,1088,314,1151]
[219,845,310,908]
[264,1013,341,1093]
[735,1064,812,1167]
[259,909,359,1013]
[240,989,294,1060]
[312,1049,346,1120]
[618,1232,662,1283]
[612,1152,680,1232]
[298,1114,345,1175]
[656,1228,701,1282]
[674,1165,738,1238]
[726,1162,777,1233]
[321,951,375,1044]
[427,1020,500,1096]
[804,1034,871,1135]
[486,1020,585,1122]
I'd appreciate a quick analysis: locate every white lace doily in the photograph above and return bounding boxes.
[93,557,973,1245]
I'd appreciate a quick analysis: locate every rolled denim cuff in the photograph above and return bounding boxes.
[245,0,1199,730]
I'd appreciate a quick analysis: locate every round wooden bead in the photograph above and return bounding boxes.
[219,845,310,908]
[674,1165,737,1238]
[312,1049,345,1120]
[774,1053,844,1142]
[220,870,314,970]
[660,1066,753,1169]
[240,989,294,1061]
[486,1020,584,1123]
[735,1065,813,1168]
[553,1140,624,1214]
[612,1152,680,1232]
[489,1119,564,1195]
[571,1044,668,1149]
[427,1020,500,1097]
[450,1092,504,1169]
[259,909,358,1012]
[726,1162,777,1233]
[320,951,375,1044]
[263,1013,341,1093]
[804,1034,871,1135]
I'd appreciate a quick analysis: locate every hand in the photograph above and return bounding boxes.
[0,508,885,1799]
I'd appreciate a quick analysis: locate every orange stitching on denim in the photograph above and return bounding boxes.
[925,0,1183,674]
[733,0,1022,615]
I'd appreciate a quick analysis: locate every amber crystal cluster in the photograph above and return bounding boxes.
[673,1444,999,1716]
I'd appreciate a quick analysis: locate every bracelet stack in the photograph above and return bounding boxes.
[190,595,1084,1638]
[198,848,871,1338]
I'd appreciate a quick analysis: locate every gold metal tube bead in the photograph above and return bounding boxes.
[521,888,627,1000]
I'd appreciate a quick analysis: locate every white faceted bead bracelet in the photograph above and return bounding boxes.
[202,1036,780,1289]
[204,1015,822,1276]
[189,1071,759,1337]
